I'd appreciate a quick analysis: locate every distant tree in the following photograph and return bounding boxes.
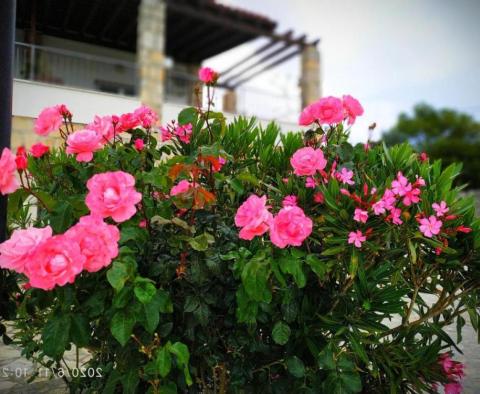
[383,103,480,188]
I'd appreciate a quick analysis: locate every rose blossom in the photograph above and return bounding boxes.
[88,115,115,142]
[0,226,52,273]
[25,235,85,290]
[15,147,28,170]
[336,167,355,185]
[342,95,364,125]
[34,105,64,136]
[65,215,119,273]
[170,180,193,196]
[30,143,50,158]
[134,138,145,151]
[432,201,449,217]
[198,67,218,84]
[85,171,142,223]
[290,147,327,176]
[235,195,272,241]
[310,96,344,125]
[444,382,462,394]
[353,208,368,223]
[269,206,313,248]
[134,105,158,128]
[348,230,366,248]
[314,192,324,203]
[117,112,138,132]
[298,104,316,126]
[282,195,298,207]
[0,148,20,195]
[419,215,442,238]
[66,129,103,162]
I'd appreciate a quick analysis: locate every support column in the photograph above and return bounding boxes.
[223,89,237,113]
[185,63,201,107]
[137,0,166,120]
[0,0,15,242]
[300,44,321,109]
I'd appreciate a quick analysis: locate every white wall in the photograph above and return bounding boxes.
[13,79,298,132]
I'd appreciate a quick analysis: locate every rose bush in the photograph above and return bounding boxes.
[0,71,479,393]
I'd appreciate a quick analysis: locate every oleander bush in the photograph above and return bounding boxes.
[0,72,479,394]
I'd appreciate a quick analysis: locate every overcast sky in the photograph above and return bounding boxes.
[209,0,480,143]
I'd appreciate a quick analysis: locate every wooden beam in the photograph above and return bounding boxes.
[101,0,129,40]
[168,22,207,54]
[230,48,302,89]
[220,30,292,77]
[81,0,102,36]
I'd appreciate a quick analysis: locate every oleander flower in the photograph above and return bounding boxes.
[290,147,327,176]
[432,201,449,217]
[348,230,366,248]
[336,167,355,185]
[170,180,193,196]
[30,142,50,158]
[353,208,368,223]
[66,129,103,162]
[34,105,64,136]
[282,195,298,207]
[0,226,52,273]
[391,172,411,196]
[65,215,119,273]
[235,195,273,241]
[444,382,462,394]
[269,206,312,248]
[0,148,20,195]
[25,235,85,290]
[134,105,158,128]
[85,171,142,222]
[342,95,364,125]
[419,215,442,238]
[175,123,193,144]
[198,67,219,84]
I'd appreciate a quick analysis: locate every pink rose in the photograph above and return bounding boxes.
[310,96,344,125]
[15,147,28,170]
[30,143,50,158]
[174,123,193,144]
[342,95,364,125]
[34,105,64,136]
[290,147,327,176]
[65,215,119,273]
[198,67,218,84]
[419,215,442,238]
[66,129,103,162]
[444,382,462,394]
[269,206,312,248]
[235,195,273,240]
[88,115,115,142]
[25,235,85,290]
[0,226,52,273]
[85,171,142,223]
[170,180,193,196]
[117,112,139,133]
[348,230,366,248]
[134,138,145,151]
[0,148,20,195]
[134,105,158,128]
[298,104,316,126]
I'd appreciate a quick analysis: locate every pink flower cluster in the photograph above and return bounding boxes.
[198,67,219,85]
[34,104,70,136]
[234,195,312,248]
[299,95,364,126]
[161,121,193,144]
[0,215,119,290]
[290,147,327,176]
[437,353,464,394]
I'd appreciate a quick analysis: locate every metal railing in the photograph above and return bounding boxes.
[14,42,300,122]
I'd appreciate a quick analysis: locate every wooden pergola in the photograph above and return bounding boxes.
[15,0,318,89]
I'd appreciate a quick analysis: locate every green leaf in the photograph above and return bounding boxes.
[121,369,139,394]
[286,356,305,378]
[188,232,214,251]
[272,321,291,345]
[134,277,156,304]
[280,256,306,288]
[306,254,328,280]
[42,314,71,357]
[318,347,336,370]
[143,302,160,334]
[70,314,90,347]
[156,346,172,378]
[50,201,74,233]
[169,342,192,386]
[178,107,197,125]
[349,250,359,278]
[241,258,271,302]
[107,259,135,291]
[408,240,417,264]
[321,245,346,256]
[110,310,136,346]
[159,382,177,394]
